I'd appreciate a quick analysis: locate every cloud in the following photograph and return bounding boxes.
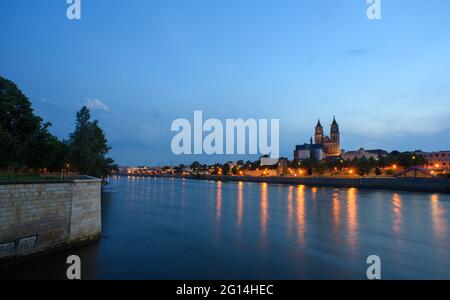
[345,48,371,57]
[85,98,109,111]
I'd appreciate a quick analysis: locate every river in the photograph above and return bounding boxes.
[2,175,449,279]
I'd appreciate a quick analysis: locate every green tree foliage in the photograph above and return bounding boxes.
[0,76,67,171]
[26,124,70,171]
[396,152,426,168]
[68,106,116,178]
[376,151,427,169]
[312,160,327,175]
[190,161,201,171]
[231,165,239,175]
[222,163,231,175]
[353,157,373,176]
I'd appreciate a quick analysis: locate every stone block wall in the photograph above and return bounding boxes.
[69,179,102,242]
[0,178,102,260]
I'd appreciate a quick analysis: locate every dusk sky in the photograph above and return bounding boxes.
[1,0,450,166]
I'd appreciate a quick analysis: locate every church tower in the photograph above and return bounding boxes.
[330,116,340,155]
[314,120,323,145]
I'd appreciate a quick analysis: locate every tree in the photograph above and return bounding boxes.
[375,167,382,176]
[0,76,41,168]
[301,159,319,175]
[231,165,239,175]
[222,163,231,175]
[378,151,427,169]
[312,160,327,175]
[68,106,116,178]
[26,124,70,172]
[396,152,426,168]
[0,77,116,177]
[0,76,68,170]
[354,157,373,176]
[190,161,201,171]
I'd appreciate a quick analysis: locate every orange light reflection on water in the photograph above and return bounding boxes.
[237,181,244,227]
[296,185,306,245]
[392,193,403,236]
[332,190,340,230]
[216,181,222,223]
[261,183,268,236]
[431,194,448,245]
[347,188,358,249]
[287,186,294,235]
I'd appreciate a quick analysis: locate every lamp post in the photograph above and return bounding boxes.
[348,169,354,178]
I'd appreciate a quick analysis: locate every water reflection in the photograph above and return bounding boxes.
[311,187,317,212]
[129,176,136,201]
[181,177,186,207]
[146,177,154,198]
[347,188,358,249]
[431,194,448,246]
[216,181,222,223]
[392,193,403,236]
[170,177,174,205]
[261,183,269,243]
[332,190,340,231]
[237,181,244,227]
[296,185,306,245]
[287,186,294,235]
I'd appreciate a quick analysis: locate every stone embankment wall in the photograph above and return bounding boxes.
[0,177,102,261]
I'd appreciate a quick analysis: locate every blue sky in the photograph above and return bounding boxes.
[1,0,450,165]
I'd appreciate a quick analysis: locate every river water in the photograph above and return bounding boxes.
[2,176,450,279]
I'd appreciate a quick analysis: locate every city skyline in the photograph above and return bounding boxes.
[1,0,450,165]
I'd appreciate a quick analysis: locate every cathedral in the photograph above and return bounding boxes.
[314,117,341,157]
[294,117,341,161]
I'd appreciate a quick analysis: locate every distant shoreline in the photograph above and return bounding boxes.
[115,173,450,194]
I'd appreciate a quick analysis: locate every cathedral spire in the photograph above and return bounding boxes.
[316,119,323,128]
[314,119,324,145]
[331,116,338,126]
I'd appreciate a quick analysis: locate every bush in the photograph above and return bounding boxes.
[385,169,395,176]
